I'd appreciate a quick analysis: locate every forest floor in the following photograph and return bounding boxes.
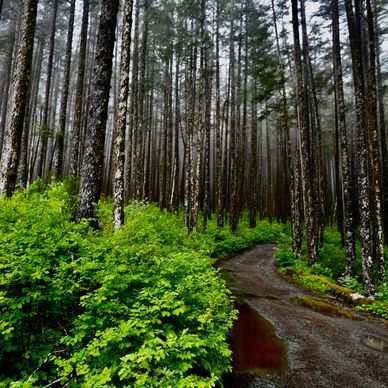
[218,244,388,388]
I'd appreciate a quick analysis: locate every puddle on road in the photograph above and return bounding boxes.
[231,301,287,374]
[361,335,388,352]
[291,296,359,319]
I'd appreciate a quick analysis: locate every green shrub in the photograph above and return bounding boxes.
[4,184,291,386]
[356,302,388,320]
[337,275,364,294]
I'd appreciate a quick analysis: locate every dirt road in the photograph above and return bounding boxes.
[218,244,388,388]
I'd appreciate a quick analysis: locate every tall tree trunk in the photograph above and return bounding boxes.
[184,40,196,231]
[125,0,140,199]
[36,0,59,178]
[345,0,374,295]
[54,0,76,180]
[365,0,385,282]
[0,14,17,158]
[134,2,149,200]
[229,0,238,233]
[215,0,223,228]
[332,0,356,275]
[69,0,89,177]
[0,0,38,196]
[112,0,134,229]
[292,0,317,265]
[249,82,258,228]
[202,0,212,228]
[76,0,119,222]
[375,5,388,247]
[160,57,169,209]
[171,56,180,211]
[27,38,44,185]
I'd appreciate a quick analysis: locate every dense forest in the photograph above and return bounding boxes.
[0,0,387,385]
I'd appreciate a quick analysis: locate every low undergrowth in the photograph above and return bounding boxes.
[275,229,388,320]
[0,180,289,387]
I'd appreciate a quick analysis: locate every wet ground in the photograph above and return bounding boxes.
[218,244,388,388]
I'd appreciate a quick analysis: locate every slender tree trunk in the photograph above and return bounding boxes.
[0,0,38,196]
[375,7,388,247]
[134,2,149,200]
[171,56,180,211]
[292,0,317,265]
[125,0,140,199]
[160,58,169,209]
[332,0,356,275]
[0,17,17,158]
[70,0,89,177]
[345,0,374,295]
[215,0,223,228]
[202,0,212,228]
[365,0,385,282]
[112,0,134,229]
[36,0,58,178]
[184,40,195,231]
[54,0,75,180]
[249,82,258,228]
[229,0,238,233]
[76,0,119,222]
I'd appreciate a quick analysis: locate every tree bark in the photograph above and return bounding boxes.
[291,0,317,265]
[215,0,223,228]
[332,0,356,275]
[134,1,149,200]
[69,0,89,177]
[77,0,119,222]
[365,0,385,282]
[0,0,38,196]
[112,0,134,229]
[36,0,59,178]
[54,0,76,180]
[345,0,374,295]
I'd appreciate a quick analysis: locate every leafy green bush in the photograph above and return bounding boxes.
[0,183,242,387]
[337,275,364,294]
[356,302,388,320]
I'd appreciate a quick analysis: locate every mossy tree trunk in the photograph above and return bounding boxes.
[345,0,374,295]
[69,0,89,178]
[332,0,356,276]
[112,0,134,230]
[77,0,119,222]
[0,0,38,196]
[54,0,75,180]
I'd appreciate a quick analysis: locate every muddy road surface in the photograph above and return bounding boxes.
[218,244,388,388]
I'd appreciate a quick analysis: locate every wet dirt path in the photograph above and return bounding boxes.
[218,244,388,388]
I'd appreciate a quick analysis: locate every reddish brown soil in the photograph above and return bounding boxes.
[218,244,388,388]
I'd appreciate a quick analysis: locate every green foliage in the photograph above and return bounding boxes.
[374,283,388,301]
[337,275,364,294]
[275,228,388,320]
[355,302,388,320]
[0,183,290,386]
